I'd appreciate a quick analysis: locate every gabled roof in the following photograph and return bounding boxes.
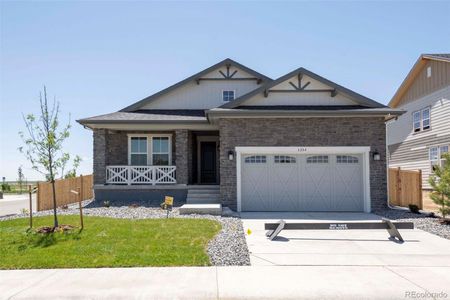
[219,67,385,109]
[389,53,450,108]
[422,54,450,62]
[120,58,272,112]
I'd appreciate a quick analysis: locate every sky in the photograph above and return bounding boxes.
[1,1,449,181]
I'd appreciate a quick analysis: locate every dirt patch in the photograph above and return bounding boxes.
[36,224,76,234]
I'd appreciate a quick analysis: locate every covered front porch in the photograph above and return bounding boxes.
[95,129,220,186]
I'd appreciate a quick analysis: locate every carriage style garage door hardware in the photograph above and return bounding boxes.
[264,218,414,243]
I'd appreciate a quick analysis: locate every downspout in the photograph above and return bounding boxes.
[385,115,408,211]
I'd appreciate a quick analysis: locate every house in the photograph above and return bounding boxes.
[78,58,403,213]
[387,54,450,207]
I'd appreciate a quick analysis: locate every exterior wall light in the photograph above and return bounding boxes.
[372,151,381,161]
[228,150,234,161]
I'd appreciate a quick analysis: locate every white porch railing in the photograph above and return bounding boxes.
[106,166,177,185]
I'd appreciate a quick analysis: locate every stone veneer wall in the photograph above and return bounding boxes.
[93,129,107,185]
[174,129,192,185]
[218,117,387,211]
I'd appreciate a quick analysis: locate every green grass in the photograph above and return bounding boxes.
[0,215,221,269]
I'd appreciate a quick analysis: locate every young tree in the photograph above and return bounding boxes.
[17,166,25,194]
[429,152,450,221]
[19,87,76,228]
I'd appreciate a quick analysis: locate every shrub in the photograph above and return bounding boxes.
[1,183,11,192]
[408,204,420,214]
[429,152,450,220]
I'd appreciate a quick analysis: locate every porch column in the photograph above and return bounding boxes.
[175,129,191,185]
[93,129,107,185]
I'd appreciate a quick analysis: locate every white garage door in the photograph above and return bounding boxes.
[241,153,365,212]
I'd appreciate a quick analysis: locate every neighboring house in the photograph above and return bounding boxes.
[78,58,402,213]
[387,54,450,198]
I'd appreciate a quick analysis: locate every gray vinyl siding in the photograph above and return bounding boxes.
[387,85,450,189]
[389,134,450,189]
[389,136,450,189]
[387,86,450,146]
[389,135,450,164]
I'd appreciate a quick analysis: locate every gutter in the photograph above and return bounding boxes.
[76,119,209,125]
[206,108,406,122]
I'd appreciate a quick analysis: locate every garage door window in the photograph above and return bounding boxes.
[245,155,266,163]
[307,155,328,163]
[336,155,359,163]
[274,155,296,163]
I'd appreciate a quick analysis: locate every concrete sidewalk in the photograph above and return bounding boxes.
[2,266,450,299]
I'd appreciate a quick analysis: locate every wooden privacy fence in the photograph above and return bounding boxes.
[388,168,422,209]
[37,175,93,211]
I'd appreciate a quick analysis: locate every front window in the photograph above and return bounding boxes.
[129,135,171,166]
[222,90,235,102]
[413,107,431,132]
[130,137,148,165]
[152,137,170,165]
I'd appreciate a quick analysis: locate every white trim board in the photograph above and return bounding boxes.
[235,146,372,213]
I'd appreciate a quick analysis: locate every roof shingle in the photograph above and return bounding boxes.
[77,110,207,124]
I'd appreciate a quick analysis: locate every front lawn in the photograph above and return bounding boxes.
[0,215,221,269]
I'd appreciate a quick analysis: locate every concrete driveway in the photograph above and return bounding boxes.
[241,212,450,267]
[0,194,37,217]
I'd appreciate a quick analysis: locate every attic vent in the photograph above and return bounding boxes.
[427,66,432,78]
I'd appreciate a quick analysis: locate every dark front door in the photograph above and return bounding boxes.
[200,142,217,184]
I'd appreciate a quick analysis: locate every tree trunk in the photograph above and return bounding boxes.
[51,179,58,228]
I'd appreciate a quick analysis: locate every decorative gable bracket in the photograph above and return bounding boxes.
[195,64,263,85]
[264,73,337,97]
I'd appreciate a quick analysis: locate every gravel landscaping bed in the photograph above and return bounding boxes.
[0,200,250,266]
[374,208,450,240]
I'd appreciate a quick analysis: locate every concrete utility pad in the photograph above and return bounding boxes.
[179,203,222,215]
[241,212,450,267]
